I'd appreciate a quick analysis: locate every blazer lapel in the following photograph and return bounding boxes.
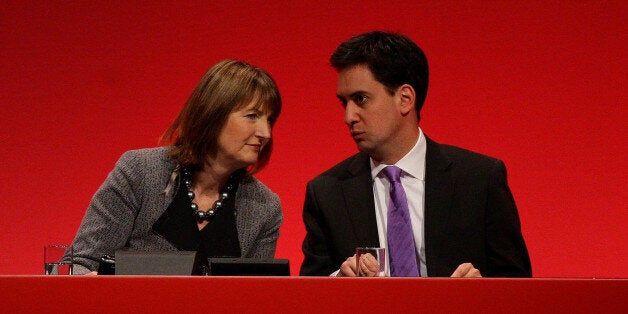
[235,181,255,257]
[342,153,380,247]
[424,137,455,274]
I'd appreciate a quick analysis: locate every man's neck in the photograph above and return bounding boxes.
[371,127,420,165]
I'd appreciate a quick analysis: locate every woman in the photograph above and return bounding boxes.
[68,59,282,274]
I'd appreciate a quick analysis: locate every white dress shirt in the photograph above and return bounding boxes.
[371,128,427,277]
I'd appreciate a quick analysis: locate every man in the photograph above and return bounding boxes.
[300,31,531,277]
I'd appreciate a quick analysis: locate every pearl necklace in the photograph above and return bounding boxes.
[181,166,235,221]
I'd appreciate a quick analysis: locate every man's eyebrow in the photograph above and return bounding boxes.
[337,90,367,100]
[349,91,369,100]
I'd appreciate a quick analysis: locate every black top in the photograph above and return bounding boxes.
[152,173,242,261]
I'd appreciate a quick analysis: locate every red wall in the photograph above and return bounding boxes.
[1,1,625,277]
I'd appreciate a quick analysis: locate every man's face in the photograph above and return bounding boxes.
[336,65,404,162]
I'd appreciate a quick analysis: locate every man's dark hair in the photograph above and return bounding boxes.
[330,31,429,119]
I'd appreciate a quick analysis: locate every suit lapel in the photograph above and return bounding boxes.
[425,137,454,224]
[236,207,252,257]
[342,153,380,247]
[235,178,256,257]
[424,137,455,274]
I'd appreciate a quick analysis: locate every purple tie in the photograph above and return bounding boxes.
[382,166,420,277]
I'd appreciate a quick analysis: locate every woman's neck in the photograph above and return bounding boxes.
[193,164,232,195]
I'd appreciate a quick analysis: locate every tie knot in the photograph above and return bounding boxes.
[382,166,402,183]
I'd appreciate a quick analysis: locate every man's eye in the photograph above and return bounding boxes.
[355,95,367,104]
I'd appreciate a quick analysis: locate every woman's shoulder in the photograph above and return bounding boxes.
[239,174,279,201]
[114,147,175,177]
[237,175,282,222]
[240,174,275,193]
[119,146,170,161]
[116,147,171,166]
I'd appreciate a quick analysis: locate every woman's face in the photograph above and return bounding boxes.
[213,100,273,172]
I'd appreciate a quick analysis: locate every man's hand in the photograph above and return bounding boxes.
[450,263,482,277]
[337,254,380,277]
[337,255,358,276]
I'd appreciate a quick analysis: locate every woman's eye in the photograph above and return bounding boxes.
[246,113,259,119]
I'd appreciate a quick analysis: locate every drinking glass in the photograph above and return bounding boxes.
[44,244,73,275]
[355,247,386,277]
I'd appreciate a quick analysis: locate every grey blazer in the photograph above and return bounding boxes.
[69,147,282,274]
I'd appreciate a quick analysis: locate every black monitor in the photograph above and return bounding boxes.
[114,250,202,275]
[207,258,290,276]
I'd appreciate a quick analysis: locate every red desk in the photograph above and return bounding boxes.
[0,276,625,313]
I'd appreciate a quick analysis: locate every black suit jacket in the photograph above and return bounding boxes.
[300,137,531,277]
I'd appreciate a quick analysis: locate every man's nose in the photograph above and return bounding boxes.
[344,103,359,126]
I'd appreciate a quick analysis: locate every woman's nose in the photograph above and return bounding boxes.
[256,120,271,139]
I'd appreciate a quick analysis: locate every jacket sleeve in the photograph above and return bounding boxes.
[68,151,143,274]
[484,160,532,277]
[300,181,336,276]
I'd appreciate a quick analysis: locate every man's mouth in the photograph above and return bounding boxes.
[350,130,365,140]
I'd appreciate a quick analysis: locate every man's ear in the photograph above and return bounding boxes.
[398,84,416,115]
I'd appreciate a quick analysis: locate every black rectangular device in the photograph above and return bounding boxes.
[207,258,290,276]
[115,250,202,275]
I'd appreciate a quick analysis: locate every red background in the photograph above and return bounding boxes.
[1,1,625,277]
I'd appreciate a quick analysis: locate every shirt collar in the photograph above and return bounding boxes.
[370,128,426,181]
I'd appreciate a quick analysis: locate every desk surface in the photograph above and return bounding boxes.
[0,276,626,313]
